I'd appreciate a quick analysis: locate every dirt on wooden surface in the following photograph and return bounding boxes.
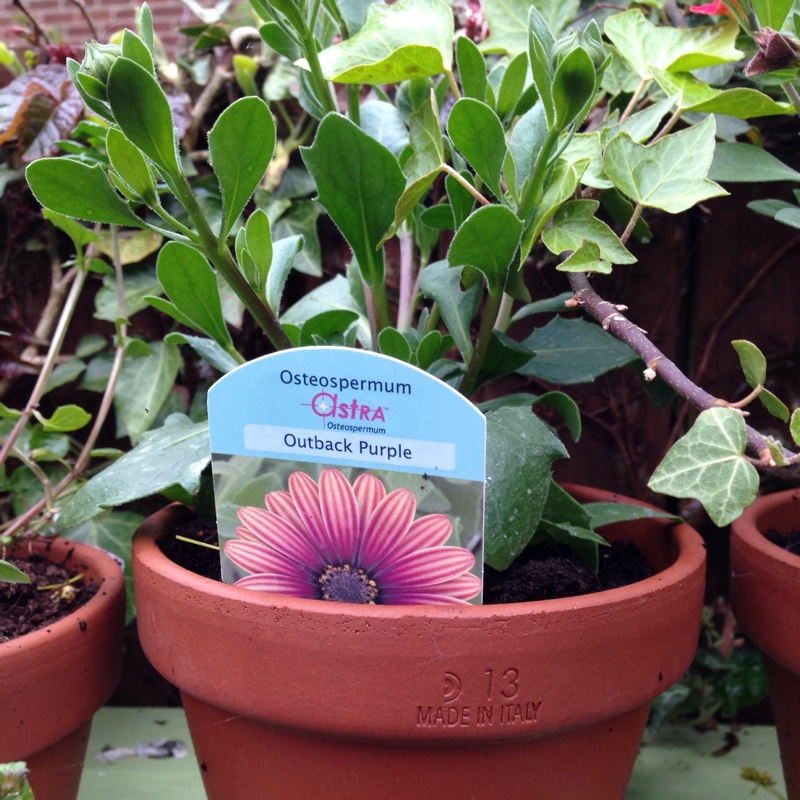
[0,549,98,643]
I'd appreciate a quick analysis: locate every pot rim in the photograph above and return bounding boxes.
[730,487,800,572]
[134,482,707,620]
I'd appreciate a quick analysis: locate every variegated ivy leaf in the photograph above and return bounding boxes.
[648,407,759,527]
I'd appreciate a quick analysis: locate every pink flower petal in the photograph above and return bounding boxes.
[382,514,453,563]
[375,546,476,587]
[264,490,306,532]
[383,573,482,603]
[225,539,312,578]
[353,473,386,534]
[357,488,416,569]
[319,468,360,564]
[237,506,325,568]
[287,471,336,559]
[233,523,261,543]
[234,573,316,597]
[381,592,472,606]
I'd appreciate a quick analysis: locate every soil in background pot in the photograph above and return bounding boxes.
[157,518,653,603]
[1,551,99,642]
[765,528,800,557]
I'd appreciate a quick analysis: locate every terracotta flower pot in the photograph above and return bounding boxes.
[0,537,126,800]
[132,485,705,800]
[731,488,800,800]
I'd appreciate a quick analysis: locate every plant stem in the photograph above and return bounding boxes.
[620,202,644,245]
[396,223,415,331]
[782,81,800,115]
[347,84,361,125]
[300,29,337,115]
[567,272,799,467]
[441,163,490,206]
[494,292,514,333]
[445,69,462,100]
[517,127,561,225]
[459,288,503,397]
[619,78,648,123]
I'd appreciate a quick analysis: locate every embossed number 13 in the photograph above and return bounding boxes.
[485,667,520,700]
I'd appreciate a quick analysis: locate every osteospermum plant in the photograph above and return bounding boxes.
[14,0,800,594]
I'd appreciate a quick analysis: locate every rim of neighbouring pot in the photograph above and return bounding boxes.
[0,537,126,758]
[132,484,706,743]
[731,488,800,673]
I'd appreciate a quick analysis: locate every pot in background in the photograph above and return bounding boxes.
[0,537,126,800]
[731,488,800,800]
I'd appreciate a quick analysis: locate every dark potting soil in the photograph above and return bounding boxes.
[159,519,653,603]
[0,549,99,643]
[484,541,654,604]
[764,528,800,557]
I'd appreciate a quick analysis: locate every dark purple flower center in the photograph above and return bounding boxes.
[318,563,378,604]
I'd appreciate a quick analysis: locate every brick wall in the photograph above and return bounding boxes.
[1,0,200,57]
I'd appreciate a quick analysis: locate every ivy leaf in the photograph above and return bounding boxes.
[57,414,210,528]
[554,240,612,275]
[301,114,404,288]
[604,12,742,79]
[650,67,792,119]
[26,158,144,227]
[604,116,727,214]
[732,339,767,388]
[481,0,577,55]
[583,502,679,529]
[107,57,180,177]
[484,406,568,570]
[542,199,636,266]
[313,0,453,84]
[208,96,276,238]
[518,316,638,384]
[791,408,800,447]
[710,142,800,183]
[447,205,522,295]
[648,407,759,527]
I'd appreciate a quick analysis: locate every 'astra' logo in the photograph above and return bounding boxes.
[309,392,386,422]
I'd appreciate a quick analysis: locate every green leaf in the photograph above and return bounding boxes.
[259,22,302,61]
[0,559,31,583]
[42,210,99,250]
[266,234,303,315]
[525,6,556,124]
[244,208,272,297]
[484,406,568,570]
[31,404,91,432]
[751,0,794,29]
[759,389,790,422]
[299,309,359,347]
[710,142,800,183]
[543,199,636,266]
[604,12,742,79]
[332,0,377,35]
[477,331,533,385]
[447,98,506,199]
[271,200,322,277]
[114,341,181,443]
[313,0,453,83]
[418,259,481,361]
[552,46,597,130]
[208,97,276,238]
[648,407,759,527]
[121,28,155,74]
[583,502,679,530]
[731,339,767,388]
[301,114,404,288]
[157,242,233,351]
[604,116,727,214]
[359,100,410,156]
[106,127,157,203]
[507,102,548,196]
[447,205,522,295]
[457,35,487,100]
[107,57,180,177]
[164,332,240,373]
[446,172,476,229]
[518,316,638,384]
[555,240,611,275]
[378,327,413,362]
[481,0,576,56]
[64,510,144,621]
[26,159,143,227]
[57,414,210,528]
[791,408,800,446]
[497,51,529,120]
[384,93,445,243]
[650,68,792,119]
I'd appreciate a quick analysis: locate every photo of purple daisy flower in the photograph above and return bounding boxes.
[224,467,481,605]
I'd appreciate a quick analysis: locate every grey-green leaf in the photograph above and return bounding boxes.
[57,414,210,528]
[648,407,759,527]
[209,97,276,238]
[731,339,766,388]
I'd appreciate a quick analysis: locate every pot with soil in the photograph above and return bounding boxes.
[0,537,126,800]
[731,488,800,800]
[132,484,705,800]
